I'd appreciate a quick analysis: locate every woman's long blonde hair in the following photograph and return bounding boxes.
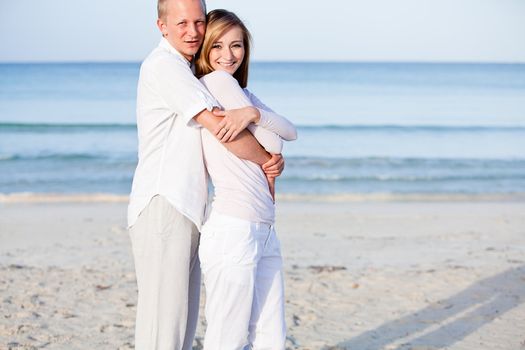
[195,9,252,88]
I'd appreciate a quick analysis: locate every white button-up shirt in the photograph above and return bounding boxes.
[128,38,217,229]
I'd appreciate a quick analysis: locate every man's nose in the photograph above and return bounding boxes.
[187,23,198,37]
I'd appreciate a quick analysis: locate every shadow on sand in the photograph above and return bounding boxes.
[325,265,525,350]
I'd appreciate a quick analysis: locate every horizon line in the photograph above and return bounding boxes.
[1,59,525,65]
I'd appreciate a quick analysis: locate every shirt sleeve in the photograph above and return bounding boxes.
[149,55,218,127]
[199,71,283,154]
[244,89,298,141]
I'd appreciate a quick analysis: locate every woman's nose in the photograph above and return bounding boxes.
[220,47,231,60]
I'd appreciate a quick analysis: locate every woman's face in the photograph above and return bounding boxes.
[208,25,245,75]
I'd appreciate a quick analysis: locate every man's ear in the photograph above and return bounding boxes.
[157,18,167,37]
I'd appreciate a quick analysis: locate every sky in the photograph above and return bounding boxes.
[1,0,525,63]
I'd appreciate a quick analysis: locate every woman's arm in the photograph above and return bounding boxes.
[194,108,272,165]
[244,89,298,141]
[199,70,283,154]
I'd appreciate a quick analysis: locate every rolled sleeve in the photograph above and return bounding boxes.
[181,89,216,128]
[151,55,218,127]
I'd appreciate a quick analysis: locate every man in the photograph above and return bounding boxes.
[127,0,283,349]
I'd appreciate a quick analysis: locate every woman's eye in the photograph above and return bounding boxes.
[212,44,221,49]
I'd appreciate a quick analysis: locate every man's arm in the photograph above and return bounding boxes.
[194,108,271,166]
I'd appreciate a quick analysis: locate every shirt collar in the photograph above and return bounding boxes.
[159,37,193,67]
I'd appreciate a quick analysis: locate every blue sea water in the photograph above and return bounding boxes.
[1,62,524,195]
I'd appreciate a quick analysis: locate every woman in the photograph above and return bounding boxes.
[195,9,297,350]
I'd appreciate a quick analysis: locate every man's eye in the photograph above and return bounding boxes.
[177,22,186,26]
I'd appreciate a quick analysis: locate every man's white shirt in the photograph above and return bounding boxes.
[128,38,217,229]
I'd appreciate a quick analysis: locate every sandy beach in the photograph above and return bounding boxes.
[1,196,524,349]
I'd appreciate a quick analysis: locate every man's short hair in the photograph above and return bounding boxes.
[158,0,207,20]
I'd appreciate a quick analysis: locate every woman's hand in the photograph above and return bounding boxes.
[262,154,285,179]
[213,106,260,142]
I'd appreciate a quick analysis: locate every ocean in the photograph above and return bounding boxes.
[1,62,524,196]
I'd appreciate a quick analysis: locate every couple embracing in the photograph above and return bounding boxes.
[127,0,297,349]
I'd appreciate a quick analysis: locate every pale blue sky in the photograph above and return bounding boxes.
[1,0,524,62]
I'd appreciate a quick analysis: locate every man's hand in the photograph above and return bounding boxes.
[262,154,285,179]
[194,108,271,166]
[213,106,260,143]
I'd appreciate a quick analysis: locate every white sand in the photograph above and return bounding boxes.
[1,198,524,349]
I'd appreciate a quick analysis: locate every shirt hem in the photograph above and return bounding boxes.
[128,194,204,230]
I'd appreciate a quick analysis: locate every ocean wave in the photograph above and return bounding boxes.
[276,192,525,202]
[2,192,525,203]
[0,122,135,132]
[3,153,524,168]
[0,192,129,203]
[282,173,525,182]
[286,156,525,167]
[1,122,525,133]
[0,154,15,161]
[0,153,128,162]
[296,124,525,132]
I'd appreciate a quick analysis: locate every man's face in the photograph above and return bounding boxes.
[157,0,206,62]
